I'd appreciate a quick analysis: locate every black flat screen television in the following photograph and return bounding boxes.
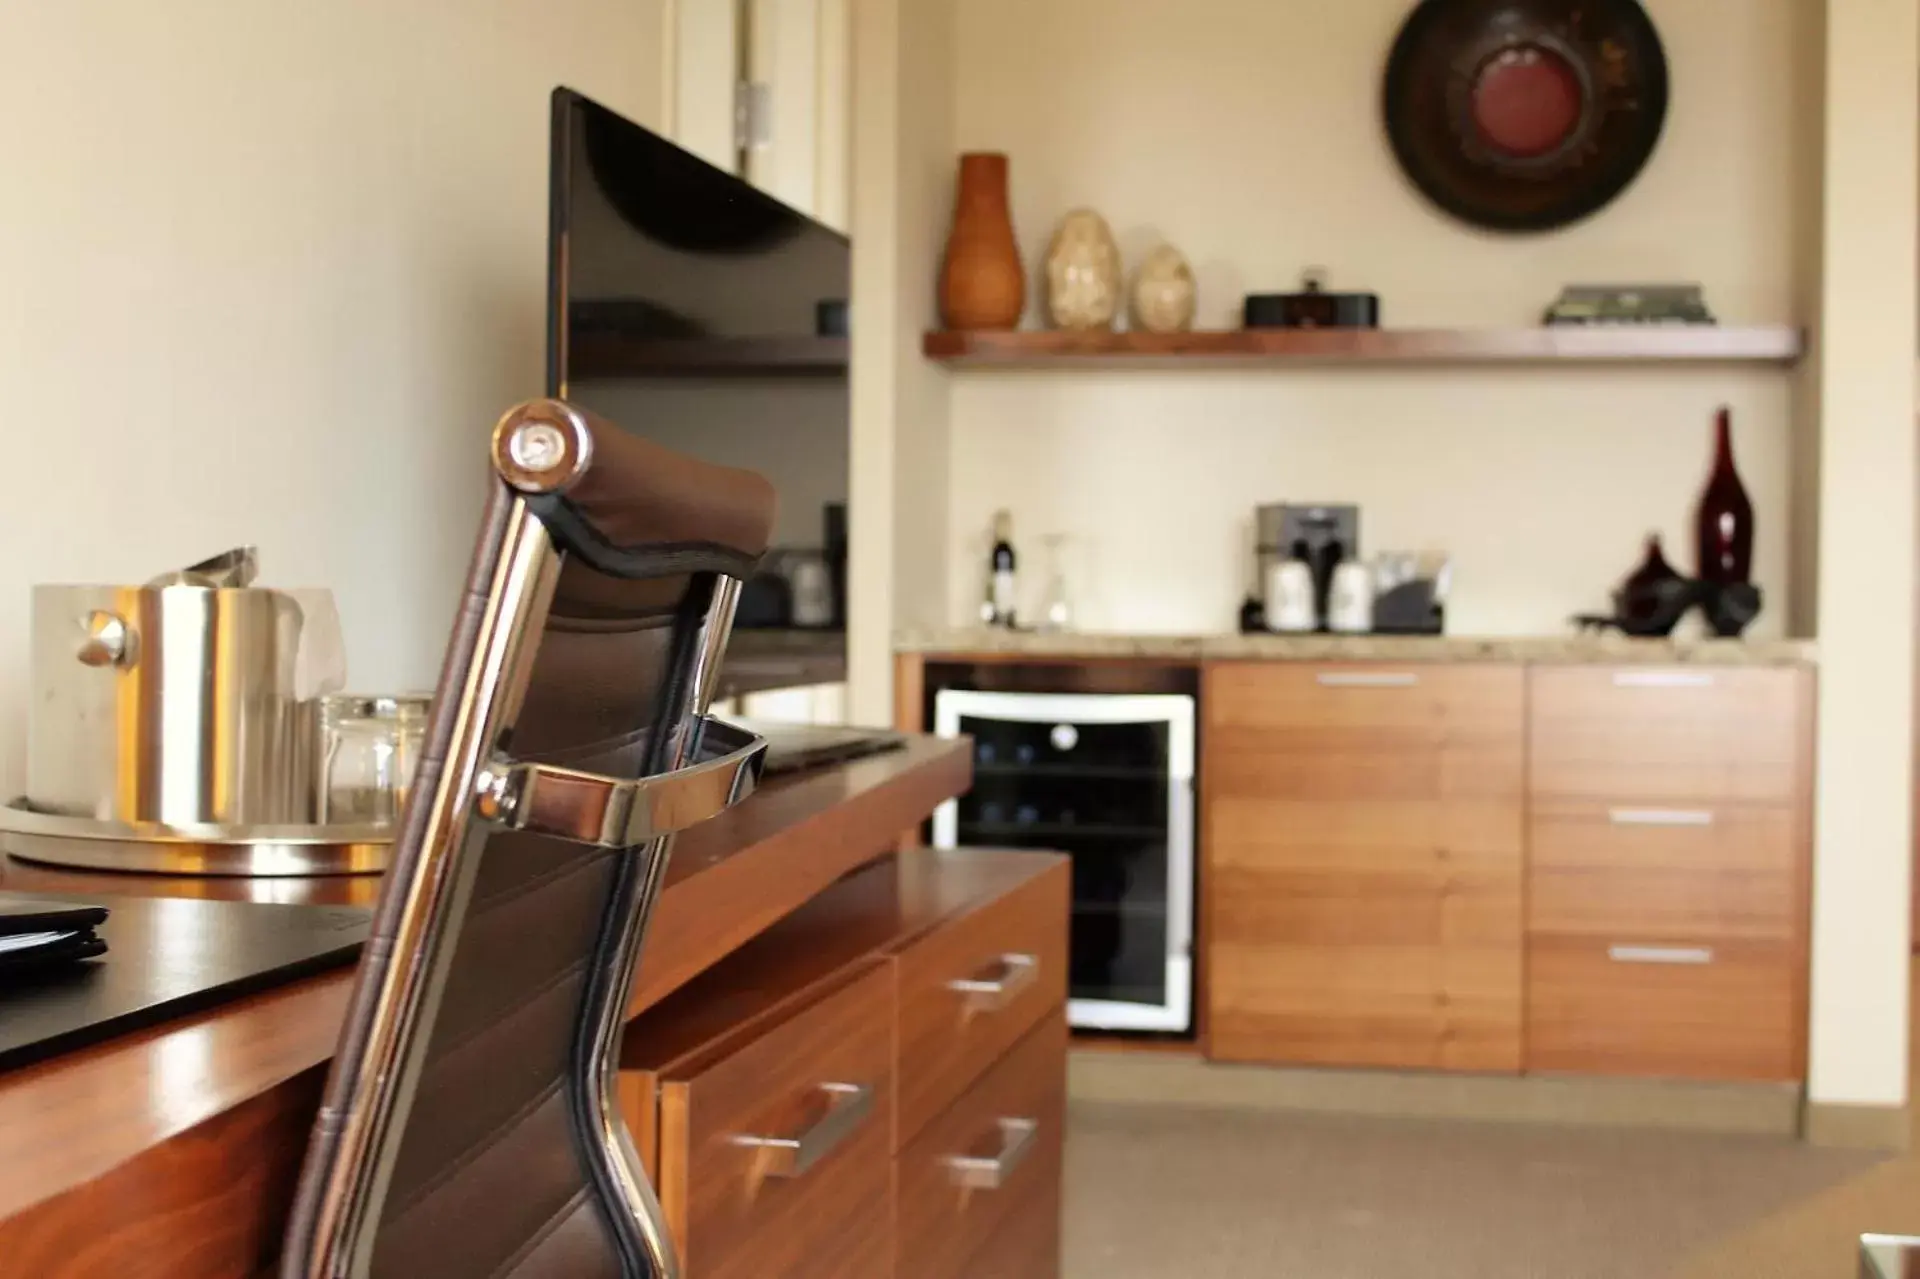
[546,87,850,699]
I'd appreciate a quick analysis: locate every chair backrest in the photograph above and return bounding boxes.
[281,399,777,1279]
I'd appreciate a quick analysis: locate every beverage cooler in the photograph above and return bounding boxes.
[931,690,1195,1033]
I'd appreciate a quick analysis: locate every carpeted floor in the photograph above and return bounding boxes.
[1061,1101,1884,1279]
[1667,961,1920,1279]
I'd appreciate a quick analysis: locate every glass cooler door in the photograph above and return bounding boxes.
[931,691,1195,1033]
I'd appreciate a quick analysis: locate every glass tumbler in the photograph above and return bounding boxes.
[318,694,431,826]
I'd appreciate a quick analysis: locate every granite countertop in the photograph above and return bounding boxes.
[893,627,1817,667]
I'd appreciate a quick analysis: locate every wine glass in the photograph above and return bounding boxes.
[1037,534,1073,632]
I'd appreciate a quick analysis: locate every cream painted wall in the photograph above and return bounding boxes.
[0,1,669,791]
[947,0,1817,636]
[847,0,954,724]
[889,1,957,640]
[1805,0,1918,1111]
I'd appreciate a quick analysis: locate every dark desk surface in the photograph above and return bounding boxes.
[0,895,369,1073]
[0,734,969,1279]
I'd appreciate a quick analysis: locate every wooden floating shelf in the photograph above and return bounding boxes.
[922,326,1806,368]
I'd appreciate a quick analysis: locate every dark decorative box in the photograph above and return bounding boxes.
[1245,273,1379,330]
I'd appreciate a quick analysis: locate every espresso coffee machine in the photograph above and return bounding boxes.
[1247,503,1360,633]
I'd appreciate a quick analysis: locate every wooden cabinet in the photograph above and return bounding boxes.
[1204,662,1526,1071]
[621,848,1069,1277]
[896,1016,1067,1279]
[1524,666,1812,1082]
[893,862,1067,1148]
[890,648,1815,1089]
[652,963,896,1278]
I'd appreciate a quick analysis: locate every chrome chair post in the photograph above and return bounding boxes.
[293,498,563,1279]
[576,575,745,1279]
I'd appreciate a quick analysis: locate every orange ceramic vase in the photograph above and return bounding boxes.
[939,153,1025,330]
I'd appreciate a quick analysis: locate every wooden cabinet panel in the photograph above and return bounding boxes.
[896,1014,1067,1279]
[956,1167,1062,1279]
[1527,935,1798,1081]
[893,859,1069,1151]
[1530,801,1801,942]
[657,962,894,1279]
[1208,661,1523,744]
[1529,667,1804,804]
[1210,939,1522,1070]
[1204,662,1524,1072]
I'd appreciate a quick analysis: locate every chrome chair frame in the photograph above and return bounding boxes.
[283,404,766,1279]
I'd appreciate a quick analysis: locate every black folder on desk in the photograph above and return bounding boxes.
[0,892,370,1072]
[0,894,109,975]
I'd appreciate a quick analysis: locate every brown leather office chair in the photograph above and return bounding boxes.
[281,399,776,1279]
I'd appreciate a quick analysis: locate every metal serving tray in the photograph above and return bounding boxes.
[0,799,391,877]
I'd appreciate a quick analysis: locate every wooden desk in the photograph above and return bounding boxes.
[0,736,970,1277]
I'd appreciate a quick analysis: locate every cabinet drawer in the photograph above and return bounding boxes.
[957,1175,1062,1279]
[1529,802,1803,942]
[1208,662,1520,733]
[657,961,894,1279]
[1205,663,1523,800]
[1526,935,1798,1081]
[894,859,1068,1150]
[896,1013,1067,1279]
[1528,667,1805,805]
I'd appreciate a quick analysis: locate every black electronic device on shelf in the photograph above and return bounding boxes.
[1244,271,1380,330]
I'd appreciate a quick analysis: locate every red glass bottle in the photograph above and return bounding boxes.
[1694,406,1754,585]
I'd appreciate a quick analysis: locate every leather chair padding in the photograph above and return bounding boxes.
[285,400,770,1279]
[525,401,777,568]
[365,613,683,1279]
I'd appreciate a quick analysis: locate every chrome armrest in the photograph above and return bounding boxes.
[477,717,767,849]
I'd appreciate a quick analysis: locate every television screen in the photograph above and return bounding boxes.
[546,87,850,701]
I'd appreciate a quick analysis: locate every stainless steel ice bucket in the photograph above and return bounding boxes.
[27,571,320,825]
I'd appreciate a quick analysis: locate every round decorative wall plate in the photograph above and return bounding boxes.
[1382,0,1670,233]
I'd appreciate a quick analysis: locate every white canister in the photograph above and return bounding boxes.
[1263,560,1317,633]
[1328,561,1375,633]
[789,557,834,628]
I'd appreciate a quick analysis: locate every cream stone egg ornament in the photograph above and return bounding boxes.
[1044,208,1122,331]
[1131,244,1196,334]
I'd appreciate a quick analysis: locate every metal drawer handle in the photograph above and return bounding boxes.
[1608,808,1715,828]
[476,716,766,848]
[948,953,1038,1018]
[945,1117,1040,1190]
[1315,672,1419,688]
[1608,945,1714,966]
[733,1081,874,1179]
[1611,671,1716,688]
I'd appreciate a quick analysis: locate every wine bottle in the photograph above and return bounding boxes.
[989,509,1018,627]
[1694,406,1755,585]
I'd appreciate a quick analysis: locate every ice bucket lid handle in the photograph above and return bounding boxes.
[144,546,259,589]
